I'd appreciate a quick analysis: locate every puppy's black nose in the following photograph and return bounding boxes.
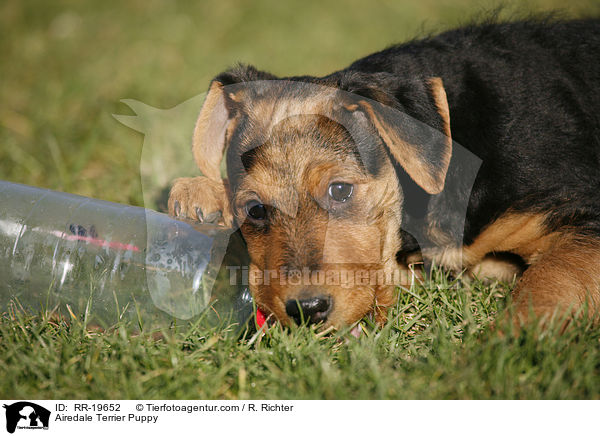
[285,296,331,325]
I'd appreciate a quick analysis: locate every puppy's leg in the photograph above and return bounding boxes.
[511,234,600,325]
[168,176,233,227]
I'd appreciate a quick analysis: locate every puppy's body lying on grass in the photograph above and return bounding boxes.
[169,18,600,329]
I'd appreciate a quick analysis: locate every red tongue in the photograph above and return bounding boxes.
[256,307,267,328]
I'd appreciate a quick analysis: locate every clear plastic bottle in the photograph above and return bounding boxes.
[0,180,252,330]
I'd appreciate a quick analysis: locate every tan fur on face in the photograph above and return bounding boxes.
[234,114,402,327]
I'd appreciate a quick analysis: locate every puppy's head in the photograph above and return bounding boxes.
[194,65,452,328]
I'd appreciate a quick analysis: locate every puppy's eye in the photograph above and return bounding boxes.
[245,200,267,220]
[328,182,353,202]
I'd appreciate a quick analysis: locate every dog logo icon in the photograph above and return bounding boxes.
[3,402,50,433]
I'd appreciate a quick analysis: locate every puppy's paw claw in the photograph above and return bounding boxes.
[168,176,233,227]
[195,207,204,223]
[204,210,222,224]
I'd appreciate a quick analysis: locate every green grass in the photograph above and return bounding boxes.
[2,0,600,399]
[2,272,600,399]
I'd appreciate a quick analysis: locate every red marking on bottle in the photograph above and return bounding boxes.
[51,231,140,252]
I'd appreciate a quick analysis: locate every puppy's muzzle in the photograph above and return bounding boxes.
[285,295,332,325]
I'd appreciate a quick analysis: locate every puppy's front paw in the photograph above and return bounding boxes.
[168,176,233,227]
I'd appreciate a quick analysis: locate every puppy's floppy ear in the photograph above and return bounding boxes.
[345,77,452,195]
[192,65,277,181]
[192,80,234,182]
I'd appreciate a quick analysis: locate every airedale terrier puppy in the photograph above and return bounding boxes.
[169,18,600,329]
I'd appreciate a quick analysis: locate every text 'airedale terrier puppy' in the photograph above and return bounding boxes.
[169,18,600,330]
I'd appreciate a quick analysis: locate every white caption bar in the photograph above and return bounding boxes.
[1,400,597,436]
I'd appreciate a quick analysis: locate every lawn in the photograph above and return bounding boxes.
[1,0,600,400]
[3,272,600,399]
